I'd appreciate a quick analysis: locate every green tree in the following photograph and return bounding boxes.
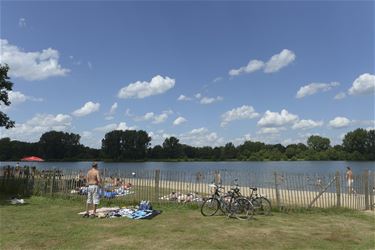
[223,142,237,159]
[307,135,331,151]
[342,128,368,154]
[101,130,151,160]
[0,137,12,160]
[39,131,81,159]
[365,130,375,159]
[0,64,15,128]
[163,137,184,159]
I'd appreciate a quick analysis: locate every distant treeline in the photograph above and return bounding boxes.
[0,128,374,162]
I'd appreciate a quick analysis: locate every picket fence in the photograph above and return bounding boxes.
[1,166,374,211]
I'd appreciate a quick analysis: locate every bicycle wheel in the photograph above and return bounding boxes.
[231,197,253,220]
[201,198,220,216]
[252,197,271,215]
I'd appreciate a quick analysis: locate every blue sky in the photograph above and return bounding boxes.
[0,1,374,148]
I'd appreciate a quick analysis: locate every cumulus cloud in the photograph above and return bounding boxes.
[177,94,191,101]
[0,113,72,142]
[229,60,265,76]
[0,39,70,81]
[1,91,43,112]
[228,49,295,77]
[292,119,324,130]
[257,127,286,134]
[220,105,259,127]
[257,109,299,127]
[296,82,340,98]
[94,122,135,133]
[200,96,223,104]
[334,92,347,100]
[173,116,187,126]
[264,49,296,73]
[72,101,100,117]
[328,117,351,129]
[135,110,172,124]
[108,102,118,115]
[117,75,175,99]
[179,127,224,147]
[348,73,375,95]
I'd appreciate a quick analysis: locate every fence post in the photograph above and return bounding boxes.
[335,171,341,207]
[274,172,281,209]
[50,169,56,196]
[154,169,160,203]
[371,172,374,211]
[364,170,369,210]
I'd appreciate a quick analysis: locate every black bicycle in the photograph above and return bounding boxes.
[200,184,254,220]
[230,179,272,216]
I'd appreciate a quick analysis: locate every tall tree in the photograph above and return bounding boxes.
[163,136,184,158]
[342,128,373,159]
[39,131,81,159]
[0,64,15,128]
[307,135,331,151]
[101,130,151,160]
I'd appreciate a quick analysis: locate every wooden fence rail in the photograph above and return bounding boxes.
[1,166,374,210]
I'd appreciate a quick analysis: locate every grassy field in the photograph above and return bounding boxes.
[0,196,374,250]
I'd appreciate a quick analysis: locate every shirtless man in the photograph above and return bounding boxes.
[83,162,101,218]
[346,167,354,194]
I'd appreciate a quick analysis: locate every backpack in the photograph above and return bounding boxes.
[139,200,152,210]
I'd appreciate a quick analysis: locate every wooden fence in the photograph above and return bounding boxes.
[1,167,374,210]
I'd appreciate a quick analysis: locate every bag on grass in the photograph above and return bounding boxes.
[139,200,152,210]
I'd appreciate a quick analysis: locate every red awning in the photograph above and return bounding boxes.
[21,156,45,162]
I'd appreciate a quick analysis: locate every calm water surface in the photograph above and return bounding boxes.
[1,161,374,175]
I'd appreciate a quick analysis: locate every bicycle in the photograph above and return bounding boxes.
[200,184,254,220]
[230,179,272,216]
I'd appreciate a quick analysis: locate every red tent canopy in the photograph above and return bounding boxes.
[21,156,45,162]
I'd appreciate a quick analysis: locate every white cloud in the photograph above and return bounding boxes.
[292,119,323,130]
[104,103,117,120]
[179,127,224,147]
[94,122,135,133]
[0,39,70,81]
[257,109,299,127]
[328,117,351,129]
[348,73,375,95]
[117,75,175,99]
[229,60,264,76]
[87,61,93,70]
[220,105,259,127]
[177,94,191,101]
[0,113,72,142]
[173,116,187,126]
[296,82,340,98]
[228,49,295,77]
[195,93,202,99]
[264,49,296,73]
[200,96,223,104]
[108,102,118,116]
[18,18,26,27]
[334,92,347,100]
[72,101,100,117]
[1,91,43,111]
[257,127,286,134]
[135,110,172,124]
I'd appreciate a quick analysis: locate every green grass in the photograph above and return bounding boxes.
[0,195,374,250]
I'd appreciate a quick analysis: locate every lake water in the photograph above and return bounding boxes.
[1,161,374,175]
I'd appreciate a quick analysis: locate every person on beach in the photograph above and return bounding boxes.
[83,162,101,218]
[346,167,355,194]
